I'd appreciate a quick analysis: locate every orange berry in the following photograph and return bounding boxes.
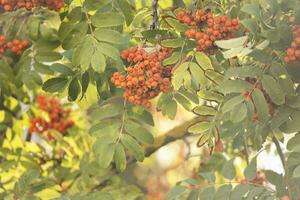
[281,196,290,200]
[214,140,224,152]
[22,40,29,46]
[289,16,295,23]
[295,50,300,57]
[231,18,238,25]
[284,56,290,63]
[287,48,295,56]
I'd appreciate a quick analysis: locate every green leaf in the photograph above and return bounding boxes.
[287,133,300,151]
[222,96,244,113]
[293,165,300,178]
[61,22,88,50]
[96,143,115,168]
[219,80,252,94]
[270,106,292,129]
[193,105,216,116]
[91,12,124,27]
[166,100,177,119]
[215,36,248,49]
[89,119,121,135]
[214,185,232,200]
[174,62,191,73]
[241,3,260,18]
[198,90,223,102]
[256,40,270,50]
[225,66,263,79]
[80,71,89,100]
[190,63,206,87]
[264,170,284,190]
[230,103,247,122]
[166,185,186,200]
[262,29,280,43]
[67,7,83,22]
[222,159,236,179]
[251,89,269,122]
[121,135,144,162]
[161,38,185,48]
[195,52,213,70]
[115,0,134,25]
[262,75,285,105]
[244,157,257,180]
[178,88,199,104]
[33,62,54,75]
[91,103,123,120]
[84,0,111,11]
[142,30,169,39]
[199,186,215,200]
[91,50,106,72]
[280,111,300,133]
[174,93,192,111]
[42,77,68,93]
[188,121,210,134]
[205,70,223,85]
[94,28,123,44]
[124,120,154,144]
[287,95,300,108]
[187,190,199,200]
[114,143,127,172]
[230,184,250,200]
[172,70,187,90]
[241,19,258,33]
[73,36,95,69]
[68,76,80,101]
[222,47,244,59]
[246,187,265,199]
[96,42,120,61]
[165,17,189,32]
[50,63,73,75]
[28,17,40,40]
[163,52,181,65]
[198,172,216,183]
[127,107,154,126]
[35,52,62,63]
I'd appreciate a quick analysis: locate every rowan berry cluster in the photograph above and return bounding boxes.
[29,95,74,140]
[242,77,274,120]
[0,0,64,11]
[111,47,174,108]
[7,38,29,55]
[176,9,240,53]
[0,35,29,55]
[284,17,300,64]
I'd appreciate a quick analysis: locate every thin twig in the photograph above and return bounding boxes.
[272,136,292,198]
[243,138,250,165]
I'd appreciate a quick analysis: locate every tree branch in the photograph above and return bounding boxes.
[74,116,205,191]
[272,137,285,169]
[272,136,292,198]
[143,116,204,158]
[151,0,159,30]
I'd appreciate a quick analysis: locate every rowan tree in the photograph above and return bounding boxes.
[0,0,299,200]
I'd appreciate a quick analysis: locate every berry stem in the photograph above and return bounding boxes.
[80,0,95,37]
[116,99,127,143]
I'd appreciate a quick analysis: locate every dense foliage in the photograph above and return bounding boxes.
[0,0,300,199]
